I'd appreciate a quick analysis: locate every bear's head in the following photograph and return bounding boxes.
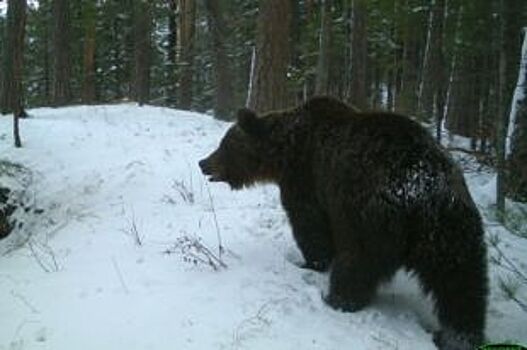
[199,108,285,190]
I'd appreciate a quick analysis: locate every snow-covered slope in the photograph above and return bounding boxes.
[0,104,525,349]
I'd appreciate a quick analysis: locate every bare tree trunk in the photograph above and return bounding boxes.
[248,0,292,113]
[178,0,196,110]
[496,0,508,217]
[52,0,72,106]
[371,66,382,108]
[388,0,400,112]
[505,28,527,202]
[82,0,97,103]
[396,3,420,116]
[344,0,352,100]
[349,0,367,109]
[443,3,462,136]
[2,0,27,148]
[132,0,151,106]
[167,0,178,106]
[1,0,27,114]
[387,69,394,111]
[315,0,332,95]
[43,20,51,105]
[418,0,446,138]
[204,0,234,119]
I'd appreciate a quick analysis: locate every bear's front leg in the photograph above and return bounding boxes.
[325,250,379,312]
[280,189,334,272]
[325,246,399,312]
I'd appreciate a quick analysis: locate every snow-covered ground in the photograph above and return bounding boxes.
[0,104,525,350]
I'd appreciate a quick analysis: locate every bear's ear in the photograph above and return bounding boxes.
[237,108,268,138]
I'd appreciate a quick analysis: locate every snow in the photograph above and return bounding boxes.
[0,104,526,349]
[505,27,527,158]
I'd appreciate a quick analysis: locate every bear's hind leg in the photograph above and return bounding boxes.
[414,243,487,350]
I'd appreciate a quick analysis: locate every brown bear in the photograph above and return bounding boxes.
[199,96,487,350]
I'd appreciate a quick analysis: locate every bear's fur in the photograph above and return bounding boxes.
[199,96,487,350]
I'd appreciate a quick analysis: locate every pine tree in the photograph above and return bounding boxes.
[166,0,178,106]
[1,0,27,147]
[506,27,527,202]
[81,0,97,103]
[349,0,367,109]
[52,0,72,106]
[315,0,332,96]
[178,0,196,109]
[132,0,151,106]
[248,0,292,113]
[418,0,446,140]
[204,0,234,119]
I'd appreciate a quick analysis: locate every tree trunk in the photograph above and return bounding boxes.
[505,28,527,202]
[418,0,446,138]
[1,0,27,118]
[495,0,509,217]
[396,2,420,116]
[444,3,480,139]
[178,0,196,110]
[447,53,479,138]
[82,0,97,103]
[43,18,51,105]
[132,0,151,106]
[315,0,332,95]
[349,0,367,109]
[204,0,234,120]
[2,0,27,148]
[52,0,72,106]
[0,18,3,107]
[248,0,292,113]
[167,0,177,106]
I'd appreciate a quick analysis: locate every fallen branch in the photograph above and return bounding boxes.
[164,234,227,271]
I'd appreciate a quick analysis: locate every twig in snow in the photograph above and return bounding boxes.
[498,277,527,312]
[488,234,527,313]
[164,234,227,271]
[232,299,286,349]
[162,178,195,205]
[172,179,195,204]
[27,238,59,273]
[205,181,224,260]
[112,257,130,294]
[10,290,40,314]
[121,207,143,246]
[488,234,527,284]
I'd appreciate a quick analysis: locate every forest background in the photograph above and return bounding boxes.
[1,0,527,216]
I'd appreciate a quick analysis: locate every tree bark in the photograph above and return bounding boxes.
[395,1,420,116]
[132,0,151,106]
[349,0,367,109]
[495,0,509,216]
[178,0,196,110]
[506,28,527,202]
[315,0,332,96]
[82,0,97,103]
[204,0,234,119]
[1,0,27,118]
[248,0,292,113]
[167,0,178,106]
[52,0,72,106]
[2,0,27,148]
[418,0,446,139]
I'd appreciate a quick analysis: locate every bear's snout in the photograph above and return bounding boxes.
[198,158,212,175]
[199,156,224,182]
